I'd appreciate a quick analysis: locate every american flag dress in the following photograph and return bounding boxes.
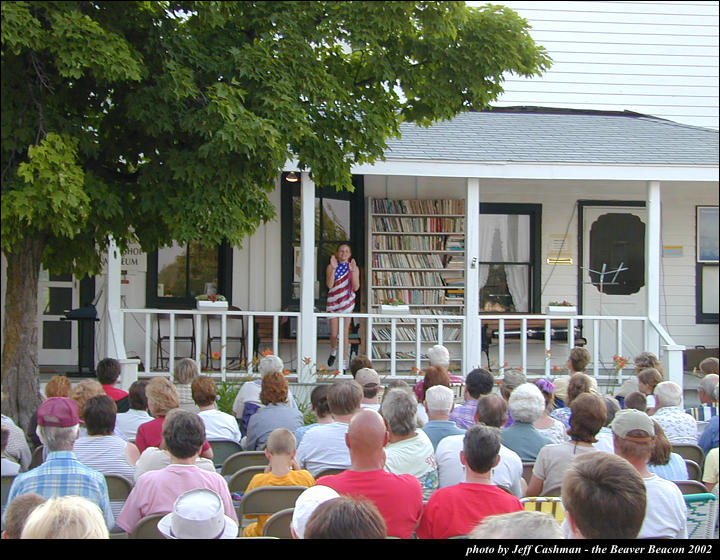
[327,261,356,313]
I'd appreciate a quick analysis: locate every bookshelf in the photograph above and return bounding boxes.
[367,198,465,370]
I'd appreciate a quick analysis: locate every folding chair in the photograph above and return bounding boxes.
[685,459,703,482]
[674,480,709,495]
[520,496,565,524]
[684,493,718,539]
[129,513,166,539]
[314,467,346,479]
[220,450,268,477]
[262,507,295,538]
[671,444,704,468]
[209,440,244,470]
[228,465,268,495]
[105,474,133,534]
[236,486,307,520]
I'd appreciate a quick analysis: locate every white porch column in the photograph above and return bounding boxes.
[646,181,661,356]
[105,235,127,360]
[299,172,317,383]
[464,178,481,375]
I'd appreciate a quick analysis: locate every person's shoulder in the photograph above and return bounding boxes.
[436,433,463,452]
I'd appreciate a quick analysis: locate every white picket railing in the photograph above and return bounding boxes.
[119,309,683,391]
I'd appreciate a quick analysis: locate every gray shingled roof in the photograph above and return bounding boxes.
[385,109,719,166]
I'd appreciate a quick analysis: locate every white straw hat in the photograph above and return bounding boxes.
[157,489,238,539]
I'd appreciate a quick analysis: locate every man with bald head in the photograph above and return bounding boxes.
[315,408,423,538]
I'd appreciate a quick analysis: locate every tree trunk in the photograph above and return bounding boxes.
[1,237,44,431]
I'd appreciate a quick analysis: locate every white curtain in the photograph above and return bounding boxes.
[478,215,530,312]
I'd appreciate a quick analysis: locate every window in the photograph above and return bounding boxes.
[478,204,541,313]
[146,241,232,308]
[696,206,719,323]
[281,173,364,310]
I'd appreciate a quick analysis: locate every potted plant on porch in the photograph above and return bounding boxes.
[379,297,410,315]
[195,293,228,309]
[545,300,577,314]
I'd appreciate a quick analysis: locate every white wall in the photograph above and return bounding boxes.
[471,1,719,129]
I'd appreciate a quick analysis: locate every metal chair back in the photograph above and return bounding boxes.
[129,513,166,539]
[685,459,702,482]
[262,507,295,538]
[220,450,268,477]
[671,444,704,468]
[209,440,244,469]
[228,465,267,494]
[236,486,307,519]
[674,480,709,495]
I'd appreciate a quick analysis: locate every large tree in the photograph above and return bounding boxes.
[1,1,550,427]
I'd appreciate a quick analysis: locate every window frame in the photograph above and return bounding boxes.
[696,205,719,324]
[146,241,233,309]
[478,202,542,314]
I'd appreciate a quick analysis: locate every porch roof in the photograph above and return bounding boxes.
[384,107,719,166]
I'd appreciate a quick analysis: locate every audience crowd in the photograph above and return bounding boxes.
[2,349,717,540]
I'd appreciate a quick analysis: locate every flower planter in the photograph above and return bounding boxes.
[546,305,577,314]
[380,304,410,314]
[196,300,228,309]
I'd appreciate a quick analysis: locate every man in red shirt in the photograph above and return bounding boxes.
[315,408,423,539]
[96,358,129,413]
[416,424,523,539]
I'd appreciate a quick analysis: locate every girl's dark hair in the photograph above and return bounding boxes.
[310,384,331,418]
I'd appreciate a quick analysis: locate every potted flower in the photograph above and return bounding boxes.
[379,297,410,314]
[545,300,577,314]
[195,293,228,309]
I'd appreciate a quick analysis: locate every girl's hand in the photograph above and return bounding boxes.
[349,258,357,272]
[330,255,338,269]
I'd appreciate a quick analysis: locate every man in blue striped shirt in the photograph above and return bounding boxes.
[5,397,114,529]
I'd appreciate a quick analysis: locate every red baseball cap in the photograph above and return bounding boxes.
[37,397,80,427]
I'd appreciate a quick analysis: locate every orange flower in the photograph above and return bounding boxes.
[303,356,312,365]
[503,362,509,367]
[262,349,273,357]
[283,369,290,376]
[211,351,221,360]
[332,370,339,376]
[518,366,523,371]
[552,365,559,372]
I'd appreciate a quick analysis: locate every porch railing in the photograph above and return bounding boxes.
[119,309,683,390]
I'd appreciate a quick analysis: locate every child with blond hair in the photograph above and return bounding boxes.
[241,428,315,537]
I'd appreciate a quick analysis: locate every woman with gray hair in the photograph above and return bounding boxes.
[381,389,438,501]
[500,383,553,462]
[231,354,298,435]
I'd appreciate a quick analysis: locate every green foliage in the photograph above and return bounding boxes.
[215,379,242,415]
[2,1,549,276]
[297,399,317,427]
